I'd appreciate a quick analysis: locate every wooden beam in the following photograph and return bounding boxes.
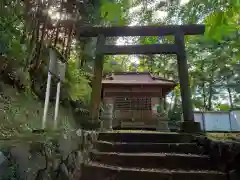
[104,92,162,97]
[77,24,205,37]
[100,44,178,55]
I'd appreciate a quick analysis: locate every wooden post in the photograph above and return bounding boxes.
[91,34,105,122]
[175,31,201,133]
[174,31,194,122]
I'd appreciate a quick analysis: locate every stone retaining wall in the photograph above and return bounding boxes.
[0,130,98,180]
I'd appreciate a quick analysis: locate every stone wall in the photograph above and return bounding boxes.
[0,130,97,180]
[197,136,240,180]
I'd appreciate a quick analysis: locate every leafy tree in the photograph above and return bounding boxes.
[1,0,240,134]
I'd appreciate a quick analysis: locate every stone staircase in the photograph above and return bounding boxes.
[81,132,227,180]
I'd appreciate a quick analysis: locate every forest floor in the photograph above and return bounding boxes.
[0,83,75,145]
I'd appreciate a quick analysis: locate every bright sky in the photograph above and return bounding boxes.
[116,0,190,64]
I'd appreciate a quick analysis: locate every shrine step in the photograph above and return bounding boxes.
[81,162,227,180]
[90,151,216,170]
[98,132,196,143]
[95,141,204,154]
[113,126,157,131]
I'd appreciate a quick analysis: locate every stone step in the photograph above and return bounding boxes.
[98,132,196,143]
[95,141,205,154]
[81,161,227,180]
[90,151,217,171]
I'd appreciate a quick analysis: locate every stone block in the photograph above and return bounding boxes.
[156,120,169,132]
[229,170,240,180]
[180,121,201,133]
[101,118,113,131]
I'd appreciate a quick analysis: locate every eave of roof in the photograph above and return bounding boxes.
[102,72,177,85]
[102,80,176,85]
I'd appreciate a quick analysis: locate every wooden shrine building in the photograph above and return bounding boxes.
[100,72,177,130]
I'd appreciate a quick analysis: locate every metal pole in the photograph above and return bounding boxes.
[54,82,61,129]
[42,73,52,129]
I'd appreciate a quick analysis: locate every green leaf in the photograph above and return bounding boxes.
[100,1,124,25]
[230,0,240,8]
[216,104,230,111]
[204,5,239,41]
[139,36,158,45]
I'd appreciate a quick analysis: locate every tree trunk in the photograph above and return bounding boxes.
[79,39,88,68]
[163,57,167,110]
[148,55,153,73]
[34,18,47,70]
[172,91,179,112]
[202,82,207,110]
[200,58,207,110]
[54,0,64,46]
[207,60,215,111]
[65,27,74,59]
[31,0,51,72]
[227,87,234,109]
[169,92,175,111]
[207,81,213,111]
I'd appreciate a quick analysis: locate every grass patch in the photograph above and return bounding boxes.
[105,130,178,134]
[207,133,240,141]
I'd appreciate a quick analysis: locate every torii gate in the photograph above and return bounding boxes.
[78,24,205,133]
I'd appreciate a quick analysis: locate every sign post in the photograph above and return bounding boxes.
[42,49,66,129]
[53,61,66,129]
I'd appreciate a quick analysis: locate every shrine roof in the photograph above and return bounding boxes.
[102,72,177,86]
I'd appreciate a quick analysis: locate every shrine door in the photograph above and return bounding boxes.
[114,96,152,123]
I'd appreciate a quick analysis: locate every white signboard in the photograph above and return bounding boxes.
[49,49,66,81]
[42,49,67,129]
